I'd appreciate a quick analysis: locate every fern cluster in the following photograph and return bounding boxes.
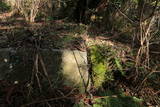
[90,45,124,88]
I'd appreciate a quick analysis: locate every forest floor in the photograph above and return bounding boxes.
[0,13,160,107]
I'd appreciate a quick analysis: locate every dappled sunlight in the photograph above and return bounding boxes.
[0,0,159,106]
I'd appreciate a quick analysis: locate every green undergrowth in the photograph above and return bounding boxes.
[74,89,144,107]
[84,45,146,107]
[0,1,10,12]
[94,89,144,107]
[90,45,124,88]
[92,95,143,107]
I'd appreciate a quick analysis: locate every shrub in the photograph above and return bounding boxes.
[90,45,124,88]
[0,1,10,12]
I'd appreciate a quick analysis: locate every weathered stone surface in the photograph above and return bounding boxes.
[61,50,89,92]
[0,48,10,80]
[0,48,90,92]
[41,49,90,92]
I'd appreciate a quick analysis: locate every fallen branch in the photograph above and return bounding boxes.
[22,88,76,107]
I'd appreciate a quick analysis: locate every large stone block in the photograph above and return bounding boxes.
[0,48,90,92]
[61,50,90,92]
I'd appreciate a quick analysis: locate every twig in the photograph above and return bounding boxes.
[136,71,160,91]
[114,5,135,24]
[72,51,88,93]
[39,53,52,88]
[34,53,42,92]
[150,51,160,54]
[21,88,76,107]
[143,0,159,22]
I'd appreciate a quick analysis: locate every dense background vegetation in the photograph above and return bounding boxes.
[0,0,160,107]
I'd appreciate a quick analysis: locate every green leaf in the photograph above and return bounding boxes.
[115,58,124,76]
